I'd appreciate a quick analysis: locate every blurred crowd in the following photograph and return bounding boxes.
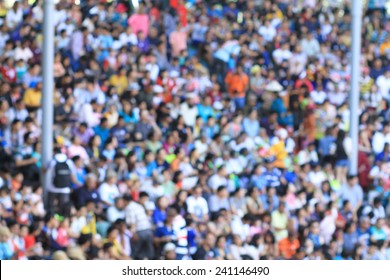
[1,0,390,260]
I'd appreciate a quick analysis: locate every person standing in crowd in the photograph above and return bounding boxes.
[124,194,154,260]
[45,147,77,217]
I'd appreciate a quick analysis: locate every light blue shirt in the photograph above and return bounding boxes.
[243,118,260,138]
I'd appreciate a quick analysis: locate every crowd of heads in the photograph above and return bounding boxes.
[0,0,390,260]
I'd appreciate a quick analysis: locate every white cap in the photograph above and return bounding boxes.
[153,85,164,93]
[163,243,176,254]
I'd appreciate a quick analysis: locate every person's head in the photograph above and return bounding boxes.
[105,170,117,184]
[205,232,216,248]
[247,187,259,198]
[176,190,188,202]
[85,173,98,190]
[359,216,371,230]
[192,185,203,197]
[216,186,228,198]
[278,201,286,213]
[216,235,226,248]
[139,191,149,205]
[162,242,176,260]
[114,197,125,210]
[309,221,320,235]
[72,155,83,168]
[287,230,297,242]
[346,174,358,186]
[106,226,119,241]
[156,196,169,210]
[375,218,385,229]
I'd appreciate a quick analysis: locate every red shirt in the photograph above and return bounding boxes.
[177,5,187,26]
[170,0,178,8]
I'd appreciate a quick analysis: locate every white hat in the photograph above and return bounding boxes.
[276,128,288,140]
[265,80,283,92]
[153,85,164,93]
[213,101,223,110]
[186,92,197,99]
[129,83,141,91]
[163,243,176,254]
[169,70,180,78]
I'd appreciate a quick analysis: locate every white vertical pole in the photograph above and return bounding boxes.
[41,0,55,208]
[349,0,363,175]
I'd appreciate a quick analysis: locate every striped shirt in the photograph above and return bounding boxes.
[125,202,151,232]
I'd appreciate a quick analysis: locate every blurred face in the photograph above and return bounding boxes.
[206,233,216,248]
[217,237,226,248]
[159,197,169,209]
[86,177,97,189]
[116,198,125,209]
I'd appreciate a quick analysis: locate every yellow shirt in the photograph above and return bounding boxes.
[380,41,390,55]
[103,239,124,257]
[81,212,97,235]
[0,8,7,18]
[271,210,288,241]
[269,140,287,169]
[109,75,128,95]
[23,89,42,108]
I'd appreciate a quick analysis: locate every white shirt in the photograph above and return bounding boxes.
[310,90,327,104]
[14,47,33,62]
[273,48,292,65]
[208,174,228,191]
[258,25,276,42]
[186,195,209,219]
[376,75,390,100]
[372,132,390,154]
[107,206,126,223]
[98,183,120,206]
[119,32,138,46]
[6,8,23,29]
[179,102,198,127]
[308,170,327,188]
[301,38,320,57]
[145,63,160,82]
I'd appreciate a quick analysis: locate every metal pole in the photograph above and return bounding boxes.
[349,0,362,175]
[41,0,55,209]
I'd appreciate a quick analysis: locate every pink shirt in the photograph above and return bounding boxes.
[68,144,89,163]
[128,14,149,36]
[169,30,187,56]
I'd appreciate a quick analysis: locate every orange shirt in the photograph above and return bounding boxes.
[171,158,181,172]
[278,238,300,259]
[225,72,249,98]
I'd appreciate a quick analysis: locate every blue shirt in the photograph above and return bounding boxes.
[155,225,174,239]
[319,136,335,156]
[263,168,282,188]
[242,118,260,138]
[197,104,215,122]
[0,242,13,260]
[93,126,110,148]
[152,208,167,227]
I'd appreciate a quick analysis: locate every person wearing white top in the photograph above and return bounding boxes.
[179,97,198,128]
[301,33,320,58]
[98,171,120,208]
[258,20,276,42]
[186,186,209,222]
[6,4,23,29]
[273,43,292,65]
[376,70,390,100]
[107,197,126,223]
[208,166,228,192]
[119,27,138,46]
[145,55,160,82]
